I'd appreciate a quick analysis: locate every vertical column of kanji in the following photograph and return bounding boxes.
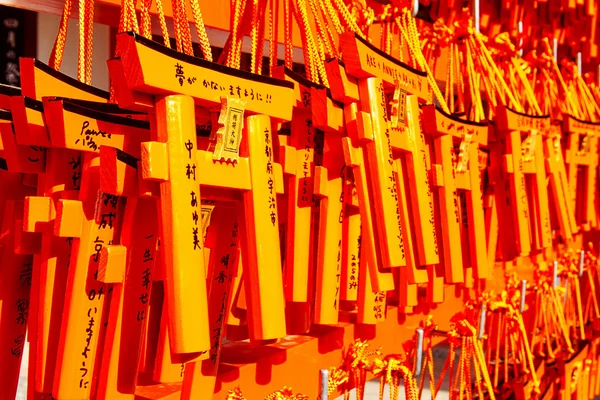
[358,78,405,271]
[340,173,360,304]
[285,109,316,308]
[505,129,532,256]
[138,264,162,376]
[241,115,286,340]
[95,197,158,399]
[0,200,34,400]
[547,125,578,238]
[181,205,239,399]
[313,125,345,324]
[466,143,489,279]
[398,96,440,270]
[489,134,519,260]
[563,122,580,223]
[485,142,502,264]
[323,61,361,307]
[583,132,599,229]
[357,249,387,324]
[432,134,463,282]
[342,133,387,324]
[52,154,121,399]
[153,94,210,356]
[531,133,552,249]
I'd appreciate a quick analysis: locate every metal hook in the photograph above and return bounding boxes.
[478,303,486,339]
[518,21,523,58]
[472,0,480,33]
[414,328,424,377]
[577,52,582,76]
[520,279,527,313]
[412,0,419,17]
[579,250,585,278]
[553,260,559,288]
[319,369,329,400]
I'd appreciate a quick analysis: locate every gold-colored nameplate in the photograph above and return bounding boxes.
[116,32,295,121]
[211,97,246,162]
[339,32,428,99]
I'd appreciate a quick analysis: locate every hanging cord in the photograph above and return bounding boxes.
[77,0,89,82]
[483,291,540,394]
[293,0,329,85]
[395,8,449,113]
[284,0,293,68]
[120,0,139,33]
[225,387,247,400]
[84,0,94,85]
[250,0,261,74]
[415,316,438,400]
[174,0,194,55]
[439,314,496,400]
[308,0,334,59]
[320,0,343,35]
[317,0,338,58]
[172,0,184,52]
[111,0,140,101]
[326,340,381,400]
[77,0,86,81]
[378,6,391,55]
[155,0,172,47]
[225,386,309,399]
[490,33,543,115]
[190,0,213,61]
[331,0,364,37]
[531,264,574,358]
[223,0,248,69]
[256,0,268,74]
[291,0,315,81]
[264,387,309,400]
[49,0,73,70]
[139,0,152,39]
[371,355,418,400]
[540,38,578,117]
[268,0,279,75]
[248,0,268,74]
[582,247,600,323]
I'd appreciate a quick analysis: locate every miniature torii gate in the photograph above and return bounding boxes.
[562,114,600,232]
[15,59,121,399]
[333,33,442,312]
[422,106,489,284]
[494,106,553,259]
[111,31,294,398]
